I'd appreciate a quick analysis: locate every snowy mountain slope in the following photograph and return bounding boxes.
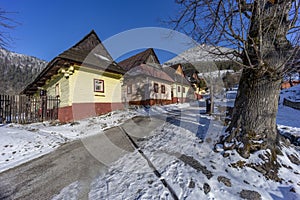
[165,44,235,65]
[0,48,47,94]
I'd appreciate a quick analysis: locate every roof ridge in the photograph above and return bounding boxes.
[67,29,100,50]
[118,48,160,71]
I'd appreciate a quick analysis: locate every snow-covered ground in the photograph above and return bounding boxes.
[0,123,66,173]
[277,104,300,134]
[52,101,300,200]
[280,83,300,102]
[277,85,300,146]
[1,89,300,199]
[0,109,138,173]
[0,104,194,173]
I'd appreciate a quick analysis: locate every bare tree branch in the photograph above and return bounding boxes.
[0,8,18,48]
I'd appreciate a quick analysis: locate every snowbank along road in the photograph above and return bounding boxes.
[0,116,166,200]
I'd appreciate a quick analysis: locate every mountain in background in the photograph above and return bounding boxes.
[164,44,235,65]
[164,45,242,86]
[0,48,47,95]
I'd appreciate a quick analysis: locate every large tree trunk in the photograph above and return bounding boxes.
[225,67,282,159]
[222,1,293,161]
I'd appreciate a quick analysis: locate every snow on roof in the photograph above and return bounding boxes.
[165,44,236,65]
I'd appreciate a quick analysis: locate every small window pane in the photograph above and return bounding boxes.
[127,85,132,94]
[55,84,60,97]
[154,83,159,93]
[161,85,165,94]
[94,79,104,93]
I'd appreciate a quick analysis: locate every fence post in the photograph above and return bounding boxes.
[0,94,60,124]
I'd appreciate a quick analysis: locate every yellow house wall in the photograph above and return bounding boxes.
[43,65,122,107]
[44,74,70,107]
[69,66,123,104]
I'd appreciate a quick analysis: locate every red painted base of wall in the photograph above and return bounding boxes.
[57,98,190,123]
[172,97,188,104]
[58,102,124,123]
[58,106,73,123]
[129,99,172,106]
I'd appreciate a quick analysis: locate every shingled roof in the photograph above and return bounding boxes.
[22,30,125,95]
[118,48,160,71]
[57,30,125,73]
[125,64,174,82]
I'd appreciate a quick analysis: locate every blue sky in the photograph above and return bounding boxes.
[1,0,188,63]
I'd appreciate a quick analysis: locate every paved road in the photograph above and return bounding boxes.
[0,116,165,200]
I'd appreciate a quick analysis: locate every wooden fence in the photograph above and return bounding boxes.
[0,95,60,124]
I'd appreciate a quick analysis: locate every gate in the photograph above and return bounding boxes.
[0,95,60,124]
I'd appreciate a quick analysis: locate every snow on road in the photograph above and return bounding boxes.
[54,102,300,200]
[0,95,300,199]
[0,109,138,173]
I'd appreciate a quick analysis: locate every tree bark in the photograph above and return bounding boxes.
[223,1,294,161]
[226,67,282,158]
[171,0,298,165]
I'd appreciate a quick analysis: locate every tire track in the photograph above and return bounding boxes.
[119,126,179,200]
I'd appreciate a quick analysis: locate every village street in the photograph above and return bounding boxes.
[0,115,168,200]
[0,100,299,199]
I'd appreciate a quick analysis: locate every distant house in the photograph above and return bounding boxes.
[281,80,300,89]
[163,63,194,103]
[118,48,160,71]
[22,30,126,122]
[184,65,207,98]
[119,48,173,105]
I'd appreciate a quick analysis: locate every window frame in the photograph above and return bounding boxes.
[154,83,159,93]
[94,79,104,93]
[55,83,60,97]
[127,84,132,94]
[161,84,166,94]
[177,86,181,93]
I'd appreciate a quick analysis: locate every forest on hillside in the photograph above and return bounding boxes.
[0,48,47,95]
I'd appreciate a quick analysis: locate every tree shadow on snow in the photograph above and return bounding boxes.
[269,186,300,200]
[165,107,211,140]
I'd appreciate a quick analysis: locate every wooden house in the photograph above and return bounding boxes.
[22,30,126,122]
[163,63,193,103]
[119,48,173,105]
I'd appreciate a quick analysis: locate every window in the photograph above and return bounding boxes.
[154,83,159,93]
[161,85,165,94]
[55,84,60,97]
[94,79,104,93]
[127,84,132,94]
[178,86,181,93]
[182,87,186,93]
[40,90,46,97]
